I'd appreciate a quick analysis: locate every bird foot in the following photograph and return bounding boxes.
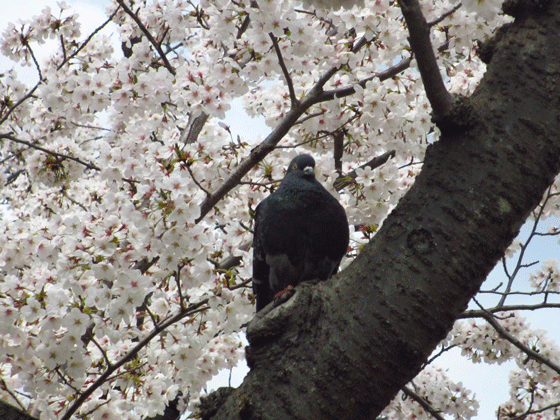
[273,285,295,307]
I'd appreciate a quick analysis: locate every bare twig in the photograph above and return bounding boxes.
[0,82,41,126]
[478,288,557,297]
[228,278,253,291]
[237,14,251,39]
[90,337,113,368]
[397,0,454,119]
[423,343,459,366]
[175,263,186,309]
[461,302,560,318]
[1,133,101,171]
[26,43,43,81]
[269,33,298,108]
[60,34,67,62]
[294,110,325,125]
[497,186,553,308]
[60,187,88,211]
[61,300,209,420]
[116,0,176,76]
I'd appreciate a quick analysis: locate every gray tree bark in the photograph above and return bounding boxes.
[205,1,560,419]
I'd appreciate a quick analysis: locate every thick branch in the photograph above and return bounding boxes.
[397,0,454,119]
[208,4,560,418]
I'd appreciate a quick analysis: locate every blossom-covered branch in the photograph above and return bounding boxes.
[402,386,446,420]
[61,300,210,420]
[477,310,560,375]
[116,0,176,75]
[0,133,101,171]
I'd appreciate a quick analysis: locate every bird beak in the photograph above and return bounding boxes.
[303,166,314,176]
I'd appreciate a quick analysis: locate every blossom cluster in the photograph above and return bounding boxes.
[382,365,480,419]
[445,312,560,419]
[0,0,514,419]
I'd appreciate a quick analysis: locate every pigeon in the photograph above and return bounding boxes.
[252,154,349,312]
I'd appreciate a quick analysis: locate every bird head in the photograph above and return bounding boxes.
[287,154,316,179]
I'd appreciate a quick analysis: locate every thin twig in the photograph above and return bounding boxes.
[61,300,209,420]
[26,43,43,81]
[334,150,397,190]
[228,278,253,291]
[497,186,553,307]
[319,55,413,101]
[294,110,325,125]
[90,337,113,368]
[56,367,81,393]
[427,2,462,27]
[461,302,560,318]
[187,165,211,196]
[423,343,459,366]
[116,0,176,76]
[1,133,101,171]
[237,14,251,39]
[175,263,186,310]
[0,82,41,126]
[505,400,560,420]
[0,377,27,411]
[269,33,298,108]
[61,187,88,211]
[402,386,446,420]
[57,7,120,71]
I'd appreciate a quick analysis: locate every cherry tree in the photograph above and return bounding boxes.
[1,0,560,419]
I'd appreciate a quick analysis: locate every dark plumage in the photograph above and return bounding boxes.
[252,154,349,312]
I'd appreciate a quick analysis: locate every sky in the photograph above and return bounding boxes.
[2,2,560,419]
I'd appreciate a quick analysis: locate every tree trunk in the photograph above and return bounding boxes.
[205,3,560,420]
